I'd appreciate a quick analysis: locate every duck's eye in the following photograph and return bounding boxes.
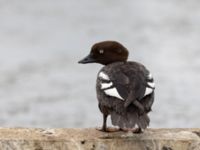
[99,49,104,54]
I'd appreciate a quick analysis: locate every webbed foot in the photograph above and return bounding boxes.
[96,127,121,132]
[120,128,143,134]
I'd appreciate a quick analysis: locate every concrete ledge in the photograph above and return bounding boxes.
[0,128,199,150]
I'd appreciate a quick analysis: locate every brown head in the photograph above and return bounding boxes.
[78,41,129,65]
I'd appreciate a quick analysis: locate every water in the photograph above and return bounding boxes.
[0,0,199,128]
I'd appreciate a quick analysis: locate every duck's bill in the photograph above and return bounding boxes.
[78,54,96,64]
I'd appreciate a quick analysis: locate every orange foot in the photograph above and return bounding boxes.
[120,128,143,134]
[96,127,121,132]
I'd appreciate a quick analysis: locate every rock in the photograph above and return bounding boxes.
[0,128,199,150]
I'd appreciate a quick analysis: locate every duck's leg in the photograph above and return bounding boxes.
[97,114,120,132]
[102,114,107,131]
[96,114,108,132]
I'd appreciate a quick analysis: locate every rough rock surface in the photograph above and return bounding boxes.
[0,128,199,150]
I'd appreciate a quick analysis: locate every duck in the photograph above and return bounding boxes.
[78,41,155,133]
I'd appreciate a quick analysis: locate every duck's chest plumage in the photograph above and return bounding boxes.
[96,61,155,110]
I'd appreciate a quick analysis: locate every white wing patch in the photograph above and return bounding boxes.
[144,72,155,97]
[104,88,124,101]
[148,82,155,88]
[99,72,110,80]
[101,82,113,89]
[148,73,153,79]
[144,87,153,97]
[99,71,124,101]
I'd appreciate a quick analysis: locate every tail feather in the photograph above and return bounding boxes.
[137,113,150,129]
[110,93,154,129]
[111,110,150,129]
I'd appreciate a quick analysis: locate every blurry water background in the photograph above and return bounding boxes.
[0,0,199,128]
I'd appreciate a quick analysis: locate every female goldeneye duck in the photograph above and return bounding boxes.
[79,41,155,133]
